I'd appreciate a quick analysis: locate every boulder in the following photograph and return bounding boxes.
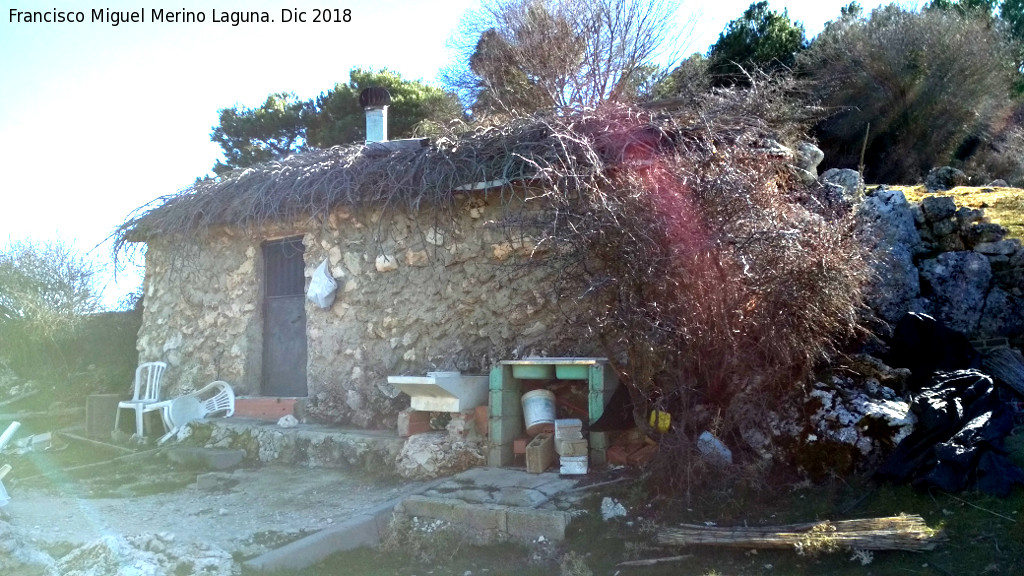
[920,195,957,222]
[395,431,485,480]
[974,238,1021,256]
[963,222,1008,247]
[796,142,825,172]
[919,251,993,335]
[856,189,924,322]
[925,166,968,191]
[987,179,1009,187]
[955,207,985,229]
[978,287,1024,338]
[931,218,958,238]
[793,142,825,184]
[820,168,863,202]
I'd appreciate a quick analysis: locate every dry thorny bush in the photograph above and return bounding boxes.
[517,92,869,489]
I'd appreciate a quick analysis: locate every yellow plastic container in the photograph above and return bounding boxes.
[649,410,671,433]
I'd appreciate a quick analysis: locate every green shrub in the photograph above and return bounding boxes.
[799,4,1018,183]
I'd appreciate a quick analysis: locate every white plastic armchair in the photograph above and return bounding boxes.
[156,381,235,444]
[115,361,168,438]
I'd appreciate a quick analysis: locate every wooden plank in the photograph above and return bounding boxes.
[983,348,1024,397]
[59,431,135,455]
[656,515,944,552]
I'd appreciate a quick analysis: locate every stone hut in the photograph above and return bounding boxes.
[117,110,673,428]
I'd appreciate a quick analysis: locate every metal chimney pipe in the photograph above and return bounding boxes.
[359,87,392,144]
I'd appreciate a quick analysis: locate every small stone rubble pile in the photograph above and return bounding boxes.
[0,521,236,576]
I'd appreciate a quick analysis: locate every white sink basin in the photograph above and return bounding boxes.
[387,371,489,412]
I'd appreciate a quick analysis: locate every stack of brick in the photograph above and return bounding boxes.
[554,419,588,474]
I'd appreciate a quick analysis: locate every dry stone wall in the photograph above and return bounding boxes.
[857,187,1024,342]
[137,193,594,427]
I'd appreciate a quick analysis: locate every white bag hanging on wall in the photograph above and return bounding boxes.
[307,258,338,309]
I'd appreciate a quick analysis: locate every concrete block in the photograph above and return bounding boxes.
[400,495,458,520]
[555,438,588,457]
[452,502,507,534]
[244,513,380,572]
[195,472,229,491]
[526,433,554,474]
[506,508,571,542]
[487,443,514,467]
[166,447,245,470]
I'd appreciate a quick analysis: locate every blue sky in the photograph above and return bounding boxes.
[0,0,918,306]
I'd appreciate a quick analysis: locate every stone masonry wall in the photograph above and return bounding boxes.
[137,193,595,427]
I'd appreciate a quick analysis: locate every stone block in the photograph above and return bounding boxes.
[975,239,1021,256]
[921,195,957,221]
[930,218,958,237]
[506,508,571,542]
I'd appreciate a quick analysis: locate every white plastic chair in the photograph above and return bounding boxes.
[155,381,235,444]
[114,361,168,438]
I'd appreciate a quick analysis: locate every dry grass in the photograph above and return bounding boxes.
[896,185,1024,239]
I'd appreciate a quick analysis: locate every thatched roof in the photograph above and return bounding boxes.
[114,108,688,250]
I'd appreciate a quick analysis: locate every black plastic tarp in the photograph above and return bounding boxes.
[879,313,1024,496]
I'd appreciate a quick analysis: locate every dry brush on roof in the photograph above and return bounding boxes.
[112,101,787,253]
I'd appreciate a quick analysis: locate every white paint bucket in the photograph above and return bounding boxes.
[522,389,556,436]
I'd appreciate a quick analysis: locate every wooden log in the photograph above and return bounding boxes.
[58,431,135,455]
[983,348,1024,397]
[656,515,944,552]
[617,554,693,567]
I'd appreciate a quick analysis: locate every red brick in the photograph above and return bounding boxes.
[234,397,296,420]
[606,444,631,466]
[513,436,530,454]
[398,409,431,437]
[627,443,657,466]
[474,405,489,437]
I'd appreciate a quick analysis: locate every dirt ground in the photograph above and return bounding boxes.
[1,464,433,559]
